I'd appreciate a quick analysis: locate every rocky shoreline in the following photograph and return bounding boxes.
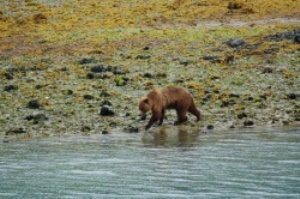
[1,1,300,141]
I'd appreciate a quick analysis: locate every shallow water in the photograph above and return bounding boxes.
[1,127,299,198]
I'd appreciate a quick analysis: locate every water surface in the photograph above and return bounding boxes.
[1,127,299,198]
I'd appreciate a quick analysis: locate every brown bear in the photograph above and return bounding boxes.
[138,86,201,129]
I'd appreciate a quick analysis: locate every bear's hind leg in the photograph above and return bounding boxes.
[188,103,201,121]
[158,109,165,125]
[175,109,188,125]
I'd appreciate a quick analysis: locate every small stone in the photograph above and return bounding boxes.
[100,105,114,116]
[128,125,139,133]
[100,91,110,97]
[109,122,117,127]
[207,125,214,130]
[137,114,147,121]
[179,60,192,66]
[67,89,73,95]
[237,112,247,119]
[287,93,297,100]
[143,73,153,78]
[35,85,43,89]
[226,38,245,48]
[262,66,274,73]
[4,85,18,92]
[102,100,112,106]
[5,72,13,80]
[135,55,151,60]
[6,128,26,135]
[244,120,254,127]
[86,73,95,79]
[229,93,240,98]
[27,100,41,109]
[203,55,221,63]
[295,35,300,43]
[102,130,109,135]
[228,1,242,10]
[91,65,104,73]
[79,58,94,65]
[25,113,48,122]
[81,126,91,132]
[83,94,94,100]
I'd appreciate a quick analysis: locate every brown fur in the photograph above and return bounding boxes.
[139,86,201,129]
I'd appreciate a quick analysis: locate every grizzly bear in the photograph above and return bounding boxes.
[138,86,201,129]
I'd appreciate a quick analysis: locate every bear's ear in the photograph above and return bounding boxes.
[143,98,149,104]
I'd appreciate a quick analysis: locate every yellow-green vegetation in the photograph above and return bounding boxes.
[0,0,299,140]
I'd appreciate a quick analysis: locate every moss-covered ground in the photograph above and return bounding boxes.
[1,0,299,140]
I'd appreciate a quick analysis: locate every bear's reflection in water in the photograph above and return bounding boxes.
[142,126,201,148]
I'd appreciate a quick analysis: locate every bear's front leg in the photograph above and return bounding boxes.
[145,111,161,130]
[158,109,165,125]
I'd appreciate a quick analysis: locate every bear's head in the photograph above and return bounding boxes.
[138,96,151,116]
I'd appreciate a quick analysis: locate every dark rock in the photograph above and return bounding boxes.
[81,126,91,132]
[262,66,274,73]
[226,38,245,48]
[84,94,94,100]
[287,93,297,100]
[25,113,48,124]
[67,89,73,95]
[247,96,254,101]
[79,58,95,65]
[143,73,153,78]
[295,35,300,43]
[203,55,221,63]
[207,125,214,130]
[106,65,113,72]
[221,100,236,107]
[35,85,43,89]
[102,100,112,106]
[229,93,240,98]
[263,48,279,54]
[5,72,13,80]
[179,60,192,66]
[100,91,110,97]
[266,29,300,41]
[4,85,18,92]
[156,73,167,78]
[202,94,211,103]
[100,105,114,116]
[6,128,26,135]
[137,114,147,121]
[223,55,234,65]
[27,100,41,109]
[260,95,267,100]
[237,112,247,119]
[244,120,254,127]
[91,65,104,73]
[102,130,109,134]
[228,1,242,10]
[109,122,117,127]
[135,55,151,60]
[128,125,139,133]
[86,72,95,79]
